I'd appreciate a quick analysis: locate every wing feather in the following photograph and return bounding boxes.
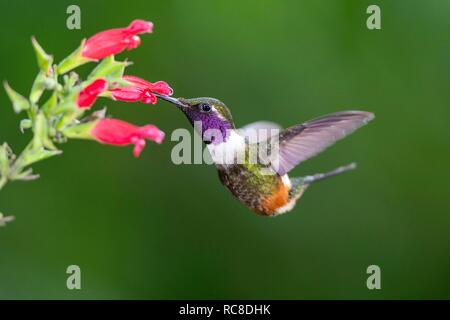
[269,111,374,175]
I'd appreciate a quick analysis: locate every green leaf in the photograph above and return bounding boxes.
[12,168,39,181]
[53,89,79,114]
[0,143,10,178]
[63,72,79,92]
[3,81,30,113]
[108,77,133,88]
[88,55,131,81]
[30,71,58,104]
[0,213,15,227]
[31,37,53,72]
[20,119,33,133]
[55,108,84,131]
[42,91,58,115]
[63,121,97,140]
[19,147,62,169]
[29,71,46,104]
[57,39,90,74]
[32,112,57,150]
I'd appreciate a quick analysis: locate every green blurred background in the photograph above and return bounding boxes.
[0,0,449,299]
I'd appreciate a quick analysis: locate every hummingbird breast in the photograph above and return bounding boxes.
[217,164,291,216]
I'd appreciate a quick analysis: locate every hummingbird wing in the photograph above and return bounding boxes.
[239,121,282,143]
[266,111,374,176]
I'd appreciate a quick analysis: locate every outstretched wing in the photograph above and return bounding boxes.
[268,111,374,176]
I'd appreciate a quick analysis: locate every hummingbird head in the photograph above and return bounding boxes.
[155,95,235,144]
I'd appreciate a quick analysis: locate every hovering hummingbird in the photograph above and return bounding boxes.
[156,94,374,216]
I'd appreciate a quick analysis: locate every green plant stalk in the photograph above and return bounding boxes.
[1,35,134,227]
[0,176,7,191]
[0,140,59,192]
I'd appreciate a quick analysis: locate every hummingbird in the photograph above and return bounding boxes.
[156,94,374,216]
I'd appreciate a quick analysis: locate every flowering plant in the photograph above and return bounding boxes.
[0,19,173,226]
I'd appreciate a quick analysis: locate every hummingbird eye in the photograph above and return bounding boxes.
[199,103,212,113]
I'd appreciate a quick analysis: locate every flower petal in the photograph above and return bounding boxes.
[109,76,173,105]
[77,79,108,108]
[82,20,153,60]
[126,19,153,34]
[91,119,165,157]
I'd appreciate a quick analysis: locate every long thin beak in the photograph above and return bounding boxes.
[154,94,189,108]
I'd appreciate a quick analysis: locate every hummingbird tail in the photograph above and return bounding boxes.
[300,162,357,184]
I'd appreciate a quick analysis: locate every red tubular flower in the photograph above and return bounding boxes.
[77,79,108,108]
[110,75,173,105]
[82,20,153,60]
[91,119,165,157]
